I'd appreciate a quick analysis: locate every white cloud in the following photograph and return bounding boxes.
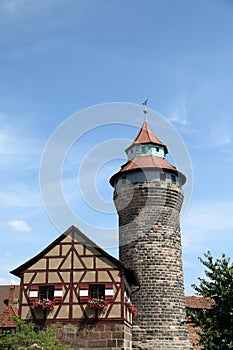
[168,100,188,126]
[8,220,31,232]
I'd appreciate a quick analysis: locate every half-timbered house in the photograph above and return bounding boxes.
[10,225,139,349]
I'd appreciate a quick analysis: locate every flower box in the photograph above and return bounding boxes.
[33,298,54,311]
[88,298,109,309]
[125,301,137,316]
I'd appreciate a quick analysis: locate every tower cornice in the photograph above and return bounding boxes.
[109,155,186,186]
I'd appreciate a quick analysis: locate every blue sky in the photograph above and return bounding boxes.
[1,0,233,295]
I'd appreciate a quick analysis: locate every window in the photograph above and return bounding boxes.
[141,146,146,153]
[39,286,54,301]
[89,284,105,299]
[122,175,126,184]
[160,173,166,181]
[130,149,133,154]
[156,146,159,152]
[171,174,176,184]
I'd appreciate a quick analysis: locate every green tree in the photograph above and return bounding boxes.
[0,317,68,350]
[190,251,233,350]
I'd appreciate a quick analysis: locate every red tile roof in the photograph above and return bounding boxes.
[185,296,215,309]
[120,155,177,172]
[0,285,19,328]
[110,155,186,185]
[125,120,168,153]
[184,296,215,350]
[0,285,19,314]
[0,304,18,328]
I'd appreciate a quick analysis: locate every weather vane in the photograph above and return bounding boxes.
[142,98,148,120]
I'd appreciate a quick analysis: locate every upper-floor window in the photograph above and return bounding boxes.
[122,175,126,184]
[171,174,176,184]
[89,284,105,299]
[156,146,159,152]
[141,146,146,153]
[39,286,54,301]
[160,173,166,181]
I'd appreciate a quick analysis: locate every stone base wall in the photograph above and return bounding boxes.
[114,181,193,349]
[133,340,193,350]
[62,321,132,350]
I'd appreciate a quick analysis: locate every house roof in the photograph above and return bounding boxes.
[0,285,20,315]
[185,296,215,309]
[10,225,139,287]
[125,120,168,153]
[110,155,186,186]
[0,285,19,328]
[0,304,18,328]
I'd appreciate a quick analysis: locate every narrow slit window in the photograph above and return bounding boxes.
[160,173,166,181]
[171,175,176,184]
[122,176,126,184]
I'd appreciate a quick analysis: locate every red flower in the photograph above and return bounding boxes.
[88,298,108,309]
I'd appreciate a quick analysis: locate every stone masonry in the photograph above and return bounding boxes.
[63,322,132,350]
[113,181,193,350]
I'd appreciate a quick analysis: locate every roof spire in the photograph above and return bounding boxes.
[142,98,148,121]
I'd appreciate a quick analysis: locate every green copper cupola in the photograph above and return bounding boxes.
[125,120,168,161]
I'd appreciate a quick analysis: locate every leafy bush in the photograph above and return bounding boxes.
[0,317,68,350]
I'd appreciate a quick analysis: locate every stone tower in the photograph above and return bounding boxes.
[110,118,192,350]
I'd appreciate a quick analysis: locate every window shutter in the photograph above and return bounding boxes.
[79,283,89,303]
[54,284,63,303]
[28,285,38,304]
[105,283,114,302]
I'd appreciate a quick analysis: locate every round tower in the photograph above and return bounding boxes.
[110,118,192,349]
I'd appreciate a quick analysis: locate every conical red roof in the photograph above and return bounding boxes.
[109,120,186,186]
[126,120,168,153]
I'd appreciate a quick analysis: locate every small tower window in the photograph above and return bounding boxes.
[141,146,146,153]
[122,176,126,184]
[160,173,166,181]
[171,175,176,184]
[131,149,133,154]
[156,146,159,152]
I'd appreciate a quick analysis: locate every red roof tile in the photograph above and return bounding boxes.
[120,155,177,172]
[184,296,215,350]
[0,285,19,314]
[126,121,168,153]
[185,296,215,309]
[110,155,186,185]
[0,304,18,328]
[0,285,19,328]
